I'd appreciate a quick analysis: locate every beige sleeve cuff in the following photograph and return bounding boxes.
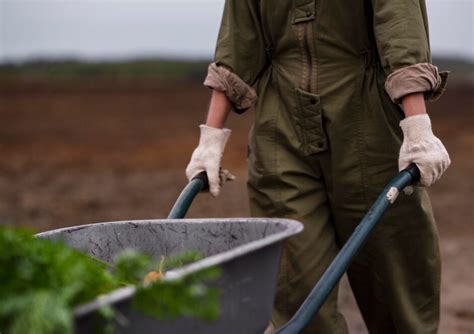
[384,63,449,104]
[203,62,257,113]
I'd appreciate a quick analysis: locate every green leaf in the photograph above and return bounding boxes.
[0,226,222,333]
[112,249,154,285]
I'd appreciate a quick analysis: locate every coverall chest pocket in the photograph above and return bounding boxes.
[294,87,328,156]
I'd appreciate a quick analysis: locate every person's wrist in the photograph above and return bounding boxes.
[403,109,427,118]
[205,89,231,128]
[205,121,224,129]
[401,92,427,117]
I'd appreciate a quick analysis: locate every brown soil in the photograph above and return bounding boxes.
[0,77,472,333]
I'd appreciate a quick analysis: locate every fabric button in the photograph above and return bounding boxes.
[306,10,312,17]
[317,142,324,148]
[310,97,317,104]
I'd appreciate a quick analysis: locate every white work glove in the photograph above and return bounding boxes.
[186,124,235,197]
[399,114,451,194]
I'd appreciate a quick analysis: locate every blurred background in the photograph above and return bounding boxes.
[0,0,472,333]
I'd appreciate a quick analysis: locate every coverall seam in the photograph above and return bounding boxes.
[257,0,272,56]
[270,70,286,213]
[353,62,371,209]
[273,66,296,315]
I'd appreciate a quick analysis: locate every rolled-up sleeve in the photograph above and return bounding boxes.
[204,0,268,114]
[372,0,449,104]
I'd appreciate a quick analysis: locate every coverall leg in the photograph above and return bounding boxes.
[247,132,348,334]
[247,70,348,334]
[320,67,441,333]
[247,57,441,333]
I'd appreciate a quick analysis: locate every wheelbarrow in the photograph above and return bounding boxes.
[37,164,420,333]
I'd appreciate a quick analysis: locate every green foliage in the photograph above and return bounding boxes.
[7,291,72,334]
[162,250,204,270]
[112,250,154,284]
[0,227,116,334]
[0,226,221,334]
[134,266,221,322]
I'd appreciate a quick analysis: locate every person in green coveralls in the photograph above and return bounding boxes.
[186,1,450,333]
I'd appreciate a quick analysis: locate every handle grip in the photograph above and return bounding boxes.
[402,163,421,185]
[191,171,209,191]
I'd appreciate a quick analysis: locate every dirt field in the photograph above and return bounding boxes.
[0,76,472,333]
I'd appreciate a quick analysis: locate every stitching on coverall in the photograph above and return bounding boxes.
[354,52,371,209]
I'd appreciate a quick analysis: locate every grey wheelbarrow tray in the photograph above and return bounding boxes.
[37,164,420,334]
[37,181,304,333]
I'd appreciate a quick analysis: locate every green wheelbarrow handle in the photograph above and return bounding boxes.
[167,171,209,219]
[168,165,420,333]
[275,163,420,334]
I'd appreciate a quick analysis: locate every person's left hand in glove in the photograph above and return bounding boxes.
[399,93,451,192]
[186,124,235,197]
[185,89,235,197]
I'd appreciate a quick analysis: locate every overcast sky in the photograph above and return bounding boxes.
[0,0,472,63]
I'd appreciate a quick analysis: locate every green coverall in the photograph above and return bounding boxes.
[204,1,448,332]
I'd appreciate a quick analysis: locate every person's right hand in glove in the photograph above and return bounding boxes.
[399,114,451,187]
[399,93,451,194]
[186,89,235,197]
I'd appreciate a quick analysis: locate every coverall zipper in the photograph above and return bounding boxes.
[299,19,316,93]
[303,22,313,92]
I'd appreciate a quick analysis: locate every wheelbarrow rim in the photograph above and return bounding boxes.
[37,218,303,318]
